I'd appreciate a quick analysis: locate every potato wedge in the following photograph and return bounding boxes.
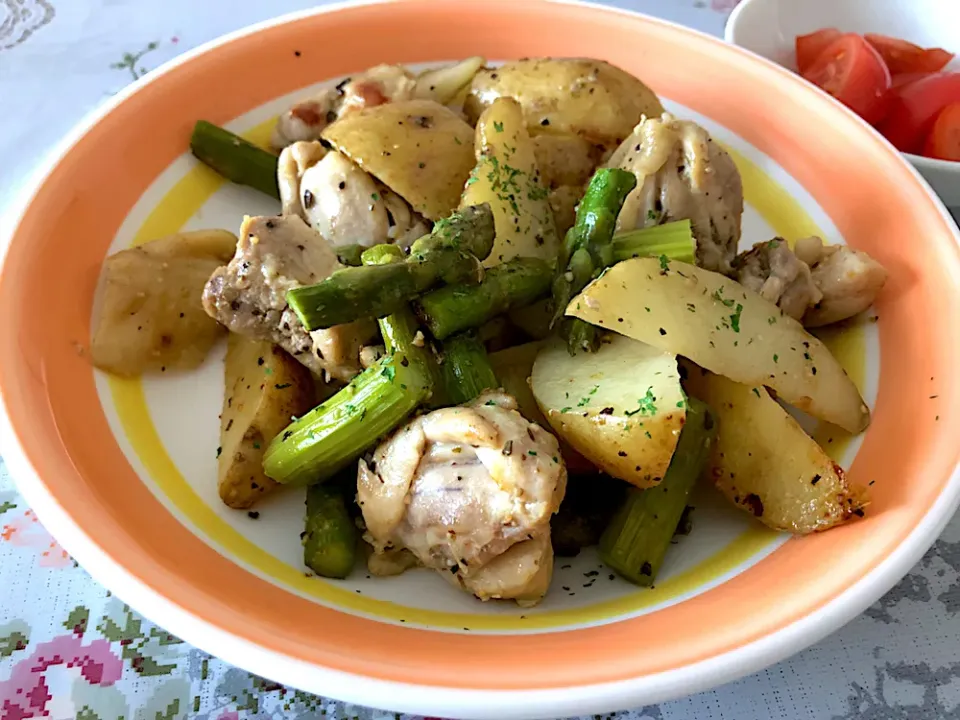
[414,56,485,105]
[489,341,595,475]
[548,185,582,237]
[532,132,601,189]
[465,58,664,146]
[461,98,559,266]
[219,334,315,509]
[322,99,474,220]
[91,229,238,376]
[531,335,686,488]
[568,258,869,433]
[489,341,547,426]
[684,366,866,533]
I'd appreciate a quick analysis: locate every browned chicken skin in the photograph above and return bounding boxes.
[607,114,744,276]
[357,390,567,606]
[202,214,371,382]
[735,237,888,327]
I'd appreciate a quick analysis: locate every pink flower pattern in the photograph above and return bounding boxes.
[0,510,72,568]
[0,635,122,720]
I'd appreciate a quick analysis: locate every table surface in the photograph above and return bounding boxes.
[2,1,960,719]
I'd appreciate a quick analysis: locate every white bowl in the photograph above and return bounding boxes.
[725,0,960,207]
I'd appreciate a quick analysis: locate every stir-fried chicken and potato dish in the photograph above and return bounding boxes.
[90,57,887,606]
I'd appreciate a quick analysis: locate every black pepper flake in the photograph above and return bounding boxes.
[562,586,571,591]
[247,511,260,519]
[449,565,459,574]
[418,162,426,169]
[265,219,276,229]
[179,312,184,319]
[257,357,265,366]
[659,328,667,336]
[811,474,821,486]
[294,50,301,56]
[230,300,240,311]
[743,493,764,517]
[639,562,652,577]
[400,357,409,367]
[275,383,291,390]
[853,508,865,517]
[338,181,346,190]
[617,450,627,457]
[216,446,222,458]
[540,118,550,126]
[599,407,614,415]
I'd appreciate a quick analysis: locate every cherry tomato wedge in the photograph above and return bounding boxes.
[796,28,841,74]
[891,72,935,90]
[802,34,892,125]
[923,102,960,161]
[879,72,960,152]
[865,34,955,75]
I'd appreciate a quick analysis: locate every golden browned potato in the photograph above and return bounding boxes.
[218,334,315,509]
[531,335,686,488]
[91,230,237,376]
[489,341,546,425]
[464,59,664,146]
[322,99,474,220]
[532,132,602,189]
[548,185,582,237]
[414,56,485,105]
[488,341,595,475]
[568,257,870,433]
[684,366,866,533]
[461,98,559,266]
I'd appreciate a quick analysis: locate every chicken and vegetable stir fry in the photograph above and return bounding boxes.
[90,57,887,606]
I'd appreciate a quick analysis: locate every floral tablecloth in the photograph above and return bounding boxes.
[3,1,960,719]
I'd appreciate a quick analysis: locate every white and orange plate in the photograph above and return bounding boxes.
[1,2,959,718]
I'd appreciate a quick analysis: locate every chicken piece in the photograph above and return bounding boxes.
[359,344,386,369]
[277,141,329,217]
[805,244,888,327]
[278,145,429,249]
[444,533,553,607]
[607,114,744,275]
[202,214,371,382]
[735,237,823,321]
[272,65,416,149]
[734,236,888,327]
[358,390,567,605]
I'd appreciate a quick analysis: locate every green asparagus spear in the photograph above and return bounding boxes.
[335,244,365,267]
[286,204,496,330]
[414,257,553,340]
[551,168,637,353]
[303,482,357,578]
[612,220,695,265]
[599,398,718,586]
[439,332,499,405]
[362,244,442,400]
[190,120,280,199]
[262,351,430,486]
